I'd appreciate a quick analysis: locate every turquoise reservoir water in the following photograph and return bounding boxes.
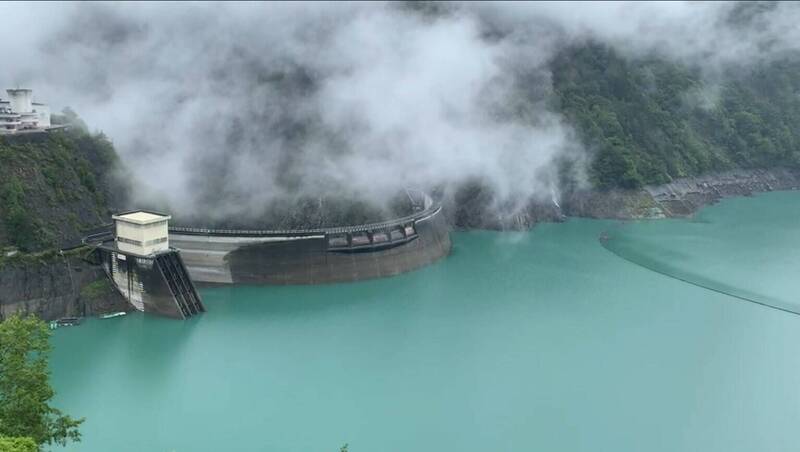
[50,192,800,452]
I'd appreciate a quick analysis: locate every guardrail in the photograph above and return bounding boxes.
[81,228,114,245]
[168,194,440,237]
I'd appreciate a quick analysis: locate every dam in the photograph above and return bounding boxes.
[78,193,449,318]
[169,192,451,284]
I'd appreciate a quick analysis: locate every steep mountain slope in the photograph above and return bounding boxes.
[552,44,800,189]
[0,129,122,252]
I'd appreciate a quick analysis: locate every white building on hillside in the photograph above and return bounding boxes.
[0,89,51,134]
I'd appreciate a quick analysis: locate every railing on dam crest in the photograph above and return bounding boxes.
[168,193,441,239]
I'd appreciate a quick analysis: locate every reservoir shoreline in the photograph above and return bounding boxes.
[451,167,800,230]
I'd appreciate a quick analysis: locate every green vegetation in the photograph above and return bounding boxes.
[0,177,40,252]
[80,278,113,301]
[552,44,800,189]
[0,437,37,452]
[0,247,86,271]
[0,120,121,252]
[0,315,83,448]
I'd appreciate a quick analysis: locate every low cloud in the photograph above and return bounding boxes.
[1,2,798,223]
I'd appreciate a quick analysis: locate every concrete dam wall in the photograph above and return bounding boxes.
[169,195,451,285]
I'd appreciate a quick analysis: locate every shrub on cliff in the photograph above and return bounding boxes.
[79,278,114,301]
[0,178,43,252]
[0,315,83,448]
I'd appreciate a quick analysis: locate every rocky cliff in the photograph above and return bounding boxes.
[0,250,131,321]
[563,167,800,221]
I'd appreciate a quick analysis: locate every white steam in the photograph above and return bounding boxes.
[1,2,799,221]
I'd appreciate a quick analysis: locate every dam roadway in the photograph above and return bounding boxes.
[168,195,451,285]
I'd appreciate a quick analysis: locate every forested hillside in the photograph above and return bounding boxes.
[553,44,800,189]
[0,127,122,252]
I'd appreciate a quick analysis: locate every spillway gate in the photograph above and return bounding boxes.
[155,252,205,318]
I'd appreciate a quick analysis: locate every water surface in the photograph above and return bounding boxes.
[51,191,800,452]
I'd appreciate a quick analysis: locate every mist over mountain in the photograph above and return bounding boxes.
[2,1,800,224]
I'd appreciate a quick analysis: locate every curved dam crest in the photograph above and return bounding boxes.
[169,195,451,284]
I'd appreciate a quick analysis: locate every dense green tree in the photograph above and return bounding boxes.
[0,315,83,448]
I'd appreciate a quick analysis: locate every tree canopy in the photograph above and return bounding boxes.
[0,315,83,448]
[552,43,800,189]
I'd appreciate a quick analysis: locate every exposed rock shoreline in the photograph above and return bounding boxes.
[452,167,800,230]
[566,167,800,220]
